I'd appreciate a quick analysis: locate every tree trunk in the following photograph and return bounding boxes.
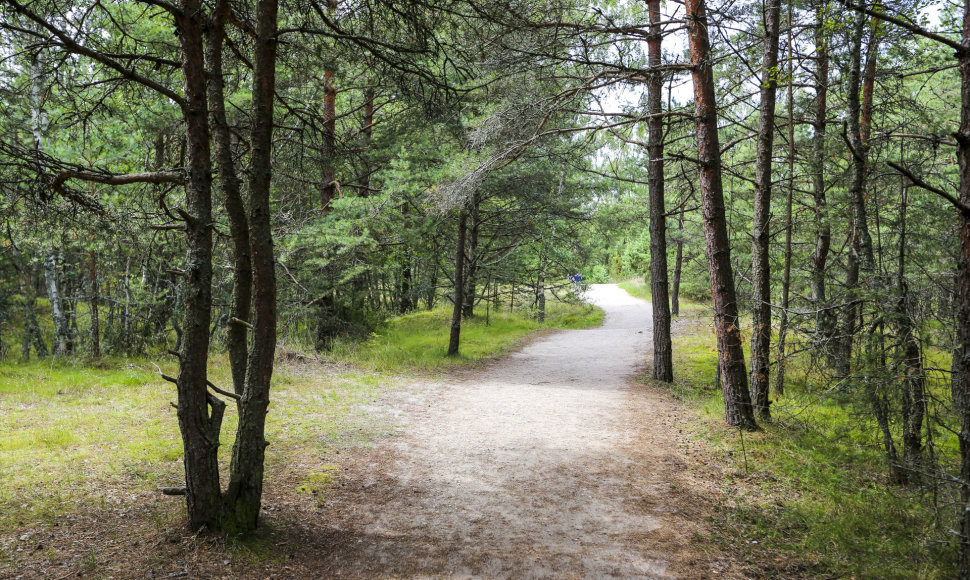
[895,179,924,484]
[775,10,795,398]
[840,6,880,374]
[536,268,546,323]
[647,0,673,382]
[955,4,970,575]
[223,0,279,531]
[89,251,100,359]
[44,253,73,355]
[174,0,222,533]
[749,0,782,419]
[810,0,834,354]
[360,87,375,195]
[399,257,414,313]
[448,211,467,356]
[687,0,758,430]
[462,193,481,318]
[320,0,338,214]
[19,263,48,360]
[206,0,251,395]
[672,215,684,317]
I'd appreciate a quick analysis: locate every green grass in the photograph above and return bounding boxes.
[330,301,604,372]
[618,278,710,316]
[0,298,604,530]
[659,312,959,578]
[0,354,394,528]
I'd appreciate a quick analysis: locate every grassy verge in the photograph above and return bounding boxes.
[621,274,960,578]
[330,300,604,372]
[618,278,709,316]
[0,298,603,533]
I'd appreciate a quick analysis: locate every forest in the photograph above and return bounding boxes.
[1,0,970,577]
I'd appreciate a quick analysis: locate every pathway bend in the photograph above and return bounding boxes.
[313,283,728,578]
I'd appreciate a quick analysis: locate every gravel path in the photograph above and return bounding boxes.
[315,284,719,578]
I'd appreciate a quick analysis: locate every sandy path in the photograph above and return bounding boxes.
[312,284,721,578]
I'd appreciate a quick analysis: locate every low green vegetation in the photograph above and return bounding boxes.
[332,301,604,372]
[618,273,960,577]
[618,278,709,317]
[0,298,603,530]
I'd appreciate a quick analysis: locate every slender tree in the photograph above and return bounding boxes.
[686,0,758,429]
[749,0,783,419]
[646,0,673,382]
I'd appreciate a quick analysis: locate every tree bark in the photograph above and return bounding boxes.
[775,7,795,397]
[173,0,222,533]
[223,0,279,531]
[955,3,970,575]
[320,0,338,214]
[810,0,834,354]
[462,193,481,318]
[206,0,252,396]
[647,0,673,382]
[895,179,924,484]
[44,253,73,355]
[18,261,48,360]
[89,251,100,359]
[448,211,468,356]
[687,0,758,430]
[671,215,684,318]
[749,0,782,418]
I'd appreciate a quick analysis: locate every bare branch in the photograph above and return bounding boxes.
[887,161,970,216]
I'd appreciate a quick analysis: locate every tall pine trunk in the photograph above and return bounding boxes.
[810,0,834,355]
[775,7,795,397]
[174,0,222,532]
[749,0,782,419]
[222,0,279,530]
[647,0,673,382]
[320,0,338,214]
[687,0,758,430]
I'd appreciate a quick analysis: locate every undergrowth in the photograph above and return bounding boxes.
[616,274,959,579]
[0,297,603,531]
[330,301,604,372]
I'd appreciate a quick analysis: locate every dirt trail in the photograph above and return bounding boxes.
[310,284,728,578]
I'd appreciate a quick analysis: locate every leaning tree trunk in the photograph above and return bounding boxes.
[749,0,782,419]
[686,0,758,430]
[646,0,673,382]
[448,211,468,356]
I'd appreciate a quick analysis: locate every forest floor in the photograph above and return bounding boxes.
[2,285,751,579]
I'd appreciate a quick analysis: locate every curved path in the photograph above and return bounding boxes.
[313,284,719,578]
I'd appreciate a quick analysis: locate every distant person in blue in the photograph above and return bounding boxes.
[569,273,582,288]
